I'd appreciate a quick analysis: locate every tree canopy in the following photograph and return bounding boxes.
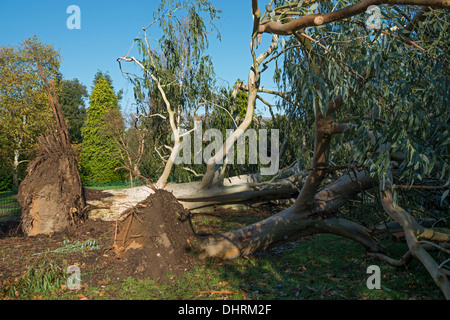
[0,36,61,189]
[59,78,88,144]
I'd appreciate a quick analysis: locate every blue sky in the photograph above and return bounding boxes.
[0,0,277,116]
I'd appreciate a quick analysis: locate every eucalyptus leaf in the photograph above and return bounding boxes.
[309,3,319,11]
[441,189,449,206]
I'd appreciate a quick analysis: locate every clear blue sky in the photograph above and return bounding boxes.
[0,0,277,116]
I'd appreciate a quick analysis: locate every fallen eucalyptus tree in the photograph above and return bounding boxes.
[113,0,449,298]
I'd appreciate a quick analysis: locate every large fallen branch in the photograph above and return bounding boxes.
[197,169,384,259]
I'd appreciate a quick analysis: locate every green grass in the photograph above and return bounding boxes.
[1,259,70,298]
[0,191,21,222]
[82,179,147,191]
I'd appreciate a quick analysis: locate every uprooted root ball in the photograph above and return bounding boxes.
[112,189,196,282]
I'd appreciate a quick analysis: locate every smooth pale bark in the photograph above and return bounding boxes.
[13,149,20,190]
[173,177,302,210]
[198,207,384,260]
[156,138,181,188]
[87,171,305,219]
[313,169,377,213]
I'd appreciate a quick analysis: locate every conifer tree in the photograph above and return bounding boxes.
[81,76,125,183]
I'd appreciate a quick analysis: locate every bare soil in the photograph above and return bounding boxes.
[0,188,198,290]
[112,189,196,282]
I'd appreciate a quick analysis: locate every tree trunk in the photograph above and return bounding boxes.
[12,149,20,191]
[156,138,181,188]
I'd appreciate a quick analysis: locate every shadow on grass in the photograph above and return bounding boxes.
[205,233,445,300]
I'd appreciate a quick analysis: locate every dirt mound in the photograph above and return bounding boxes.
[112,189,196,282]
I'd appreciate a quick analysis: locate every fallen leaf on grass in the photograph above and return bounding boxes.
[217,281,230,287]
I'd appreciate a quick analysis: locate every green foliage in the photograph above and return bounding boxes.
[59,78,88,144]
[0,36,61,188]
[347,9,450,211]
[83,179,148,190]
[80,76,125,183]
[124,0,221,183]
[0,164,13,192]
[93,70,123,102]
[1,260,69,298]
[32,239,100,256]
[267,2,449,216]
[132,0,220,112]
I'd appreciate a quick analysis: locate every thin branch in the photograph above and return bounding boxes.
[182,167,204,177]
[114,166,157,192]
[394,184,450,190]
[369,242,450,268]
